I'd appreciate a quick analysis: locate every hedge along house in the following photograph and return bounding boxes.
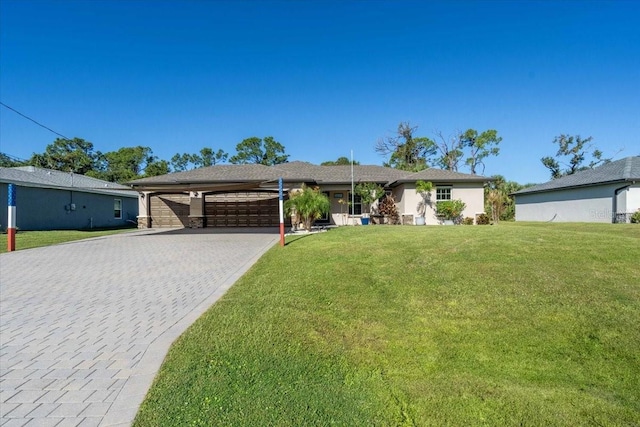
[513,156,640,223]
[128,161,491,228]
[0,166,139,230]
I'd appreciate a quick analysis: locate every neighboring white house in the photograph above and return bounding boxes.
[513,156,640,223]
[128,161,491,228]
[0,166,139,230]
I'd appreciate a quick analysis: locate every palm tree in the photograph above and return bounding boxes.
[284,185,330,231]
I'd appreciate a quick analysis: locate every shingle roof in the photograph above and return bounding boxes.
[128,161,490,189]
[272,162,410,184]
[0,166,138,197]
[128,164,288,185]
[401,168,490,182]
[513,156,640,195]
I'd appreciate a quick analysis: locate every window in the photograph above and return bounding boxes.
[436,187,452,201]
[114,199,122,219]
[348,193,362,215]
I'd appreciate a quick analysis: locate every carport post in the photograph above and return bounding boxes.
[7,183,16,252]
[279,177,285,246]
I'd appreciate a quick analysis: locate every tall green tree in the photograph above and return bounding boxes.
[460,129,502,174]
[540,134,610,179]
[377,123,502,174]
[229,136,289,165]
[171,148,228,171]
[375,122,436,171]
[90,146,155,182]
[144,159,171,177]
[29,137,97,174]
[170,153,197,172]
[321,156,359,166]
[0,153,26,167]
[195,147,228,167]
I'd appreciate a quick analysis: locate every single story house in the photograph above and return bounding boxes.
[128,161,491,228]
[0,166,139,230]
[513,156,640,223]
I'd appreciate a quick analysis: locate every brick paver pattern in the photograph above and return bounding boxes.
[0,229,278,426]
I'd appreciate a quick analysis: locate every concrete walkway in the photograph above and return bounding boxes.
[0,228,279,426]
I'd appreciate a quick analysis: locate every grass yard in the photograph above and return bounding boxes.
[134,223,640,426]
[0,228,134,253]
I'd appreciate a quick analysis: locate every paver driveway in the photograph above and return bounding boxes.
[0,228,279,426]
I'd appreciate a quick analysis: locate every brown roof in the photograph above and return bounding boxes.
[128,161,490,191]
[273,162,409,184]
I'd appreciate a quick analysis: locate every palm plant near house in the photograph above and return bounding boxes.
[486,189,506,223]
[337,198,351,225]
[284,185,330,231]
[415,180,434,219]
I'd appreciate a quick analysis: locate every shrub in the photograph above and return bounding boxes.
[436,199,466,221]
[476,213,490,225]
[462,217,474,225]
[377,194,400,224]
[631,210,640,224]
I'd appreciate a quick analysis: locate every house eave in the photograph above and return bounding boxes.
[0,179,138,197]
[511,179,632,197]
[129,179,298,193]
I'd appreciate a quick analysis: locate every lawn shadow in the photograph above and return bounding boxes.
[134,227,281,236]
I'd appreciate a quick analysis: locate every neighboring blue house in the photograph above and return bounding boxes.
[0,166,138,230]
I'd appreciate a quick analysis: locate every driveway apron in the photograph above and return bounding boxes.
[0,228,278,426]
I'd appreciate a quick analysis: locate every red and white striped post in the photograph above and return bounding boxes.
[278,177,285,246]
[7,183,16,252]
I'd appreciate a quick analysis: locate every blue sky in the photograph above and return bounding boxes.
[1,0,638,184]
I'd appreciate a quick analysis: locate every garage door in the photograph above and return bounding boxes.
[205,191,286,227]
[150,194,190,228]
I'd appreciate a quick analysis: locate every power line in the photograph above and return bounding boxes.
[0,101,71,140]
[0,152,28,163]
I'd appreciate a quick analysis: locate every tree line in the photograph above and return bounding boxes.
[0,136,290,183]
[1,122,613,221]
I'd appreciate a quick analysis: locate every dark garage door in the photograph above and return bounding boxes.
[150,194,190,228]
[205,191,286,227]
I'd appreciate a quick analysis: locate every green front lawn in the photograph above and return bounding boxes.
[134,223,640,426]
[0,228,134,253]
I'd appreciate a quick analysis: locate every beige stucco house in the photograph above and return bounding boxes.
[128,161,491,228]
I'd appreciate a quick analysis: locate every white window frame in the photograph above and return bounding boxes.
[348,193,362,215]
[436,187,452,201]
[114,199,122,219]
